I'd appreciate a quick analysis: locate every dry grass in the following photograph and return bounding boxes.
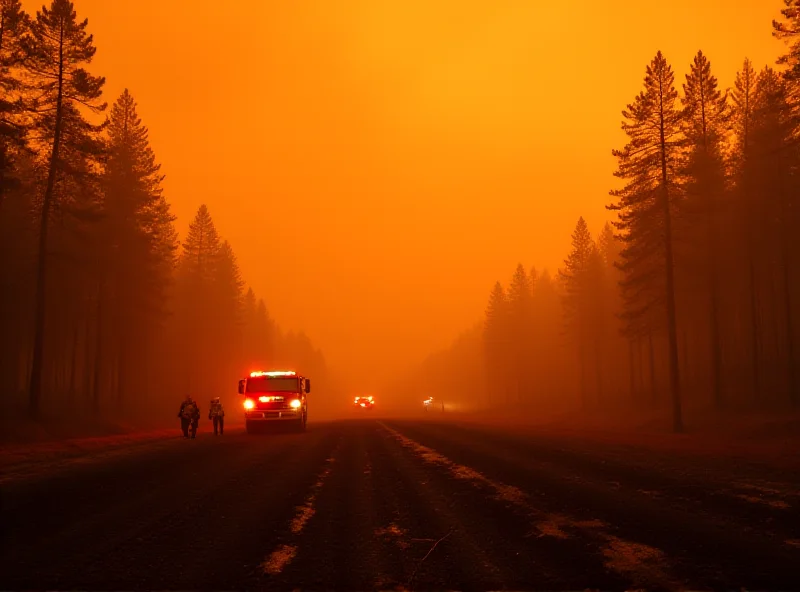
[425,410,800,468]
[0,417,244,478]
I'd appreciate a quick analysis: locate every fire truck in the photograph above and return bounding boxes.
[237,371,310,433]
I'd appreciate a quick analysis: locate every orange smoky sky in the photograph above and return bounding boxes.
[26,0,782,389]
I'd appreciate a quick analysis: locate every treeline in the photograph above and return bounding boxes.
[163,204,329,411]
[417,6,800,430]
[0,0,328,420]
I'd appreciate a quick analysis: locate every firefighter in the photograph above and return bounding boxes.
[178,395,200,439]
[209,397,225,435]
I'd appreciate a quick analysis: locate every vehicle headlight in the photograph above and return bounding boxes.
[244,399,254,410]
[290,399,301,409]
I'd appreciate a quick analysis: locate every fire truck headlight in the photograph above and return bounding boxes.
[290,399,301,409]
[244,399,255,410]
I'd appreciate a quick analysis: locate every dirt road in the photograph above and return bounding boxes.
[3,419,798,590]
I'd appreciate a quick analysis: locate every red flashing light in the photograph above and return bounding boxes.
[249,370,296,378]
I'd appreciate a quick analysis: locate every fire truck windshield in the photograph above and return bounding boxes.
[246,377,300,393]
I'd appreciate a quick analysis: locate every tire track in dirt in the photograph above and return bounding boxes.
[373,422,635,590]
[266,422,388,590]
[366,422,509,590]
[426,420,800,534]
[388,420,800,590]
[260,439,342,577]
[379,421,679,590]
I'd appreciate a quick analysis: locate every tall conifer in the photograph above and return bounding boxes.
[25,0,106,416]
[608,52,685,431]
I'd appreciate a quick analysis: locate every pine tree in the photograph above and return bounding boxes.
[243,288,256,313]
[180,204,221,283]
[484,281,510,402]
[730,58,762,401]
[533,270,558,310]
[255,298,276,367]
[24,96,106,412]
[559,218,594,331]
[531,269,565,401]
[0,0,29,213]
[103,89,176,408]
[597,221,628,400]
[774,1,800,97]
[527,266,539,385]
[215,241,245,307]
[508,264,532,404]
[105,90,173,259]
[212,240,245,388]
[174,204,222,395]
[24,0,106,417]
[681,50,730,409]
[0,146,35,402]
[732,59,759,157]
[751,67,798,406]
[559,217,601,407]
[608,52,685,432]
[597,222,620,268]
[772,7,800,408]
[587,244,606,404]
[241,287,257,369]
[508,264,532,324]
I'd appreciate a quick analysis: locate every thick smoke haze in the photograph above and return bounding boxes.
[14,0,776,391]
[4,0,798,433]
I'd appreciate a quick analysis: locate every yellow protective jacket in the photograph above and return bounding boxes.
[209,401,225,419]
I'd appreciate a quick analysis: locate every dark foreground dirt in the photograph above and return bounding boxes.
[2,419,799,590]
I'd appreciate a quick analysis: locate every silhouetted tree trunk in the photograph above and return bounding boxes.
[68,323,78,402]
[681,52,729,411]
[628,338,636,401]
[595,336,603,408]
[710,281,723,408]
[26,0,107,417]
[579,339,588,409]
[27,67,62,418]
[648,332,657,402]
[117,340,126,409]
[681,329,689,390]
[92,280,104,414]
[608,52,684,431]
[83,297,94,407]
[780,229,797,407]
[749,261,761,402]
[637,337,645,399]
[660,91,684,432]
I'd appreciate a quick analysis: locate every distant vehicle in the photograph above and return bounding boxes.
[423,396,433,410]
[354,396,375,410]
[238,370,310,433]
